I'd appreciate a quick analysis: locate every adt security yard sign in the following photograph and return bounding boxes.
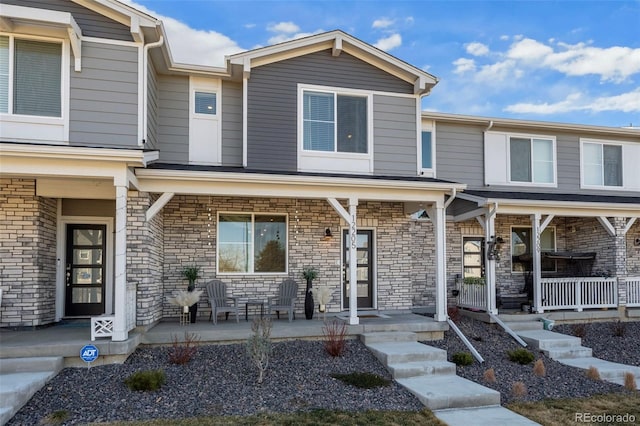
[80,344,99,367]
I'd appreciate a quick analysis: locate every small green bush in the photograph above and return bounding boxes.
[331,372,391,389]
[124,369,166,391]
[452,351,474,366]
[507,348,535,365]
[42,410,70,426]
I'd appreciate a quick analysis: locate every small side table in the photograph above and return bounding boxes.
[245,300,265,321]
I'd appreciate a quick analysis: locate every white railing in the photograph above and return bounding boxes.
[126,283,137,331]
[627,276,640,307]
[457,283,486,311]
[541,277,617,311]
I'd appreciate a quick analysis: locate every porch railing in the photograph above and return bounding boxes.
[541,277,617,311]
[457,283,486,311]
[126,283,137,331]
[627,276,640,307]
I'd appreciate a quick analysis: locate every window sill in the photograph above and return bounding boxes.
[0,113,66,143]
[298,150,373,174]
[580,184,627,191]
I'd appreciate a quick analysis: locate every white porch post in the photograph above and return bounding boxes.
[430,202,447,321]
[327,197,359,325]
[112,184,128,341]
[531,213,543,313]
[484,206,498,315]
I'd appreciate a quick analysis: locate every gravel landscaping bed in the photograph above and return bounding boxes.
[426,316,635,404]
[8,318,639,425]
[553,321,640,366]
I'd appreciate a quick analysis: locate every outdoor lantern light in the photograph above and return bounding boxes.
[322,227,333,240]
[487,235,504,261]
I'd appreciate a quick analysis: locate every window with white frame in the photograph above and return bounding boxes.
[217,213,287,274]
[302,90,368,154]
[511,227,556,272]
[509,137,554,184]
[194,91,217,115]
[0,35,62,117]
[582,142,623,187]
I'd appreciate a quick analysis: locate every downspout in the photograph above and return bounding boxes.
[141,35,165,147]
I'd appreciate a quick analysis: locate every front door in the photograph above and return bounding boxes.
[65,224,106,316]
[462,236,485,279]
[343,229,374,309]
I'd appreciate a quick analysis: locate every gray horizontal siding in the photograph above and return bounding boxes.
[437,121,640,197]
[435,123,485,187]
[247,49,415,171]
[221,81,243,166]
[146,59,159,150]
[157,75,189,163]
[373,95,418,176]
[69,42,138,147]
[4,0,133,41]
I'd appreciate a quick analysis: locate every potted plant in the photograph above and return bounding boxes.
[462,276,486,286]
[182,265,201,322]
[302,267,318,320]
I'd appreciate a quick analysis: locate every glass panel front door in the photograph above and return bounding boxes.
[65,224,106,316]
[343,229,374,309]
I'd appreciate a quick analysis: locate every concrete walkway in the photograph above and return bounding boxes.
[516,328,640,389]
[0,357,63,426]
[361,332,539,425]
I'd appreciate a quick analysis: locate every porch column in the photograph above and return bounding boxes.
[430,203,447,321]
[531,213,543,313]
[484,207,498,315]
[112,184,128,341]
[327,197,359,325]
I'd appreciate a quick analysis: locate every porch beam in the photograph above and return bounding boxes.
[540,214,555,233]
[453,207,486,223]
[484,206,497,315]
[623,217,637,235]
[597,217,616,237]
[532,213,543,313]
[146,192,175,221]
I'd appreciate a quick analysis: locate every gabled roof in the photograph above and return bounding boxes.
[227,30,438,95]
[72,0,160,42]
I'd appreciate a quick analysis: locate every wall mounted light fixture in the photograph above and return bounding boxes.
[487,235,504,261]
[322,227,333,241]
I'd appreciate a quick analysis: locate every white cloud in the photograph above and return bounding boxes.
[372,18,395,29]
[500,35,510,41]
[505,88,640,114]
[121,0,243,67]
[267,22,300,34]
[405,16,415,25]
[374,33,402,51]
[465,42,490,56]
[453,58,476,74]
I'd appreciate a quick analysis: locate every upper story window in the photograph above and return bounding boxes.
[419,119,435,177]
[194,91,217,115]
[217,213,288,274]
[189,77,221,165]
[484,131,557,187]
[0,36,62,117]
[303,90,368,154]
[582,141,622,187]
[509,137,554,184]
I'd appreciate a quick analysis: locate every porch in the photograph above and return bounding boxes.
[0,312,447,367]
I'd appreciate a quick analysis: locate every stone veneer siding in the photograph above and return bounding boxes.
[0,178,57,327]
[627,221,640,276]
[160,196,438,320]
[127,191,164,326]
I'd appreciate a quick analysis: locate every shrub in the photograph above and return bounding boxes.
[533,359,546,377]
[511,381,527,398]
[452,351,474,366]
[331,372,391,389]
[572,323,588,338]
[246,317,272,384]
[323,320,347,357]
[168,332,200,365]
[483,368,496,383]
[124,369,166,391]
[42,410,70,426]
[586,366,601,381]
[611,320,626,337]
[507,348,535,365]
[624,372,637,391]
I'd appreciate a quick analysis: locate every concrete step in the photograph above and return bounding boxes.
[434,405,540,425]
[504,321,544,331]
[516,329,582,351]
[366,341,447,365]
[360,331,417,345]
[546,346,593,359]
[387,360,456,379]
[397,374,501,410]
[0,357,63,426]
[559,357,640,385]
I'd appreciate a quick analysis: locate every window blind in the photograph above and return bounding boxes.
[14,39,61,117]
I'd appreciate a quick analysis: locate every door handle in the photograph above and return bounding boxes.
[66,264,71,287]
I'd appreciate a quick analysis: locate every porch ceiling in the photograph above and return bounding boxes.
[134,167,465,203]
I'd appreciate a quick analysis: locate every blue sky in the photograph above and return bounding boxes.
[127,0,640,128]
